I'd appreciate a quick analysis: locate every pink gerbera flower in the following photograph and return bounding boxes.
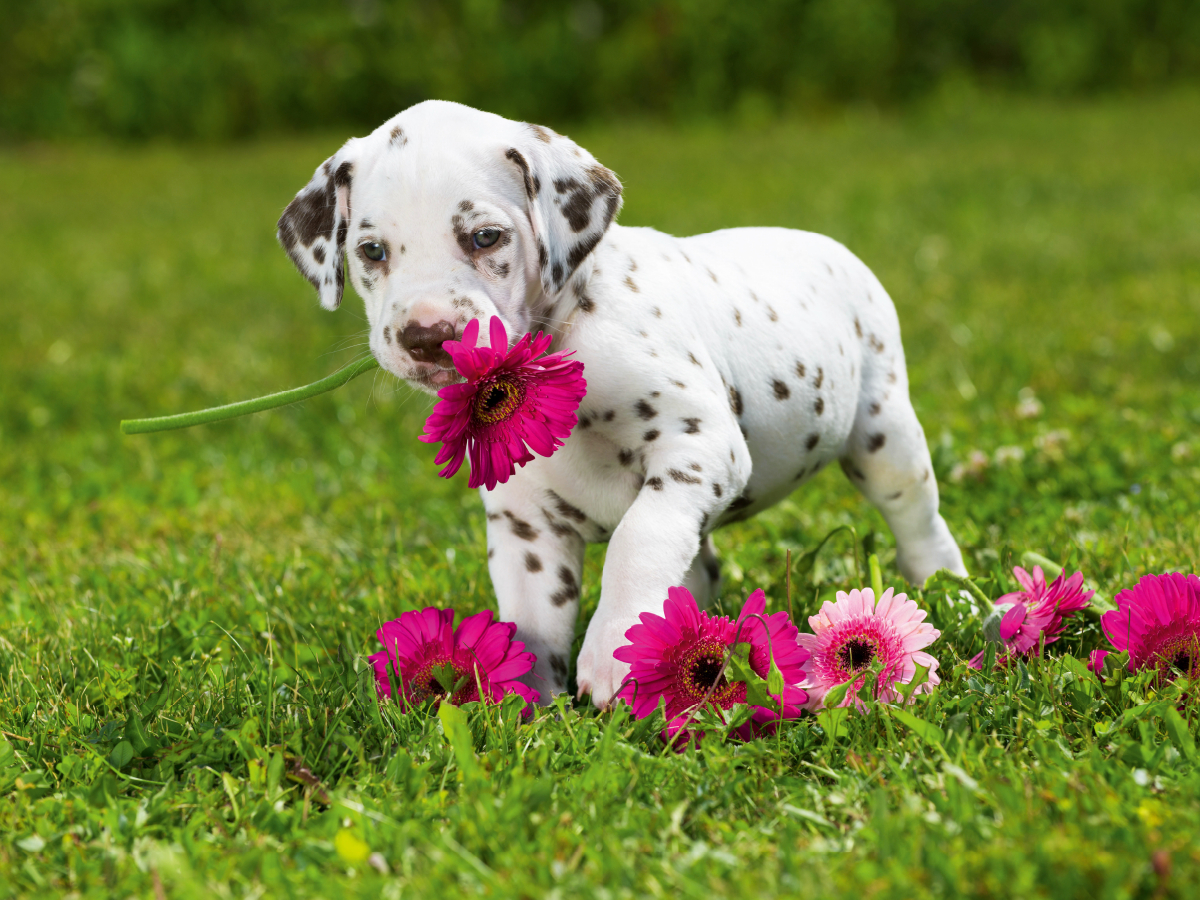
[968,565,1093,669]
[613,587,810,742]
[369,607,540,709]
[1100,572,1200,681]
[798,587,940,710]
[419,316,586,490]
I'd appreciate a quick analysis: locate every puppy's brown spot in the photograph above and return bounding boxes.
[682,417,702,434]
[635,399,658,420]
[505,148,537,199]
[867,433,887,453]
[712,483,723,498]
[729,387,744,417]
[550,520,577,538]
[503,511,539,541]
[550,492,588,523]
[550,654,568,680]
[668,468,702,485]
[814,397,824,415]
[805,433,820,451]
[646,476,664,491]
[618,448,634,466]
[643,429,660,442]
[813,368,824,389]
[625,275,639,293]
[524,552,543,573]
[773,380,790,400]
[869,401,882,416]
[550,566,579,606]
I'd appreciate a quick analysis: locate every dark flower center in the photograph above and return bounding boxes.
[473,377,524,426]
[1152,633,1200,680]
[837,639,875,673]
[692,655,726,691]
[677,639,744,708]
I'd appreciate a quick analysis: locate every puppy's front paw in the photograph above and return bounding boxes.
[575,612,640,708]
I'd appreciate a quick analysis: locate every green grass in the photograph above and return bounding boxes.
[3,89,1200,898]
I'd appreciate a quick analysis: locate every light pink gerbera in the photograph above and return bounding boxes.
[613,587,810,742]
[1100,572,1200,681]
[419,316,586,491]
[369,607,539,709]
[968,565,1093,669]
[798,587,940,710]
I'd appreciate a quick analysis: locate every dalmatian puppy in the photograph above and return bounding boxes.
[277,100,967,707]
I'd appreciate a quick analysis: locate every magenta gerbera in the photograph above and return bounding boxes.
[419,316,586,490]
[798,587,940,710]
[369,607,540,709]
[968,565,1094,669]
[1099,572,1200,681]
[613,587,810,740]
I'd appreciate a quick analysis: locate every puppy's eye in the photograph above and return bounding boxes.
[472,228,501,249]
[361,242,386,262]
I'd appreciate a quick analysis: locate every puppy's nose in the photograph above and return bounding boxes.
[400,321,455,365]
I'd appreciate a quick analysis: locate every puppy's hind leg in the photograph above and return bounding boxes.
[840,391,967,584]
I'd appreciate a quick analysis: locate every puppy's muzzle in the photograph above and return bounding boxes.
[400,321,456,367]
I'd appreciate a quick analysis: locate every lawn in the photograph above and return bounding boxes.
[2,90,1200,898]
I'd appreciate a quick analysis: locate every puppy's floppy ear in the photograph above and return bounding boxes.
[506,124,622,296]
[276,141,358,311]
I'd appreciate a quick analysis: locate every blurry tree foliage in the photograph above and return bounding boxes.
[2,0,1198,140]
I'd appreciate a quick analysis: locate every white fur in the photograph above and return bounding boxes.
[278,101,967,707]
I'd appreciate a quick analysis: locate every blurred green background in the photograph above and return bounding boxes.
[4,0,1200,141]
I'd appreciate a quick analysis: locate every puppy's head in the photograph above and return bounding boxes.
[277,100,621,393]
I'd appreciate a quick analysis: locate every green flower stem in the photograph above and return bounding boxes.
[119,356,380,435]
[926,568,992,608]
[868,553,884,598]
